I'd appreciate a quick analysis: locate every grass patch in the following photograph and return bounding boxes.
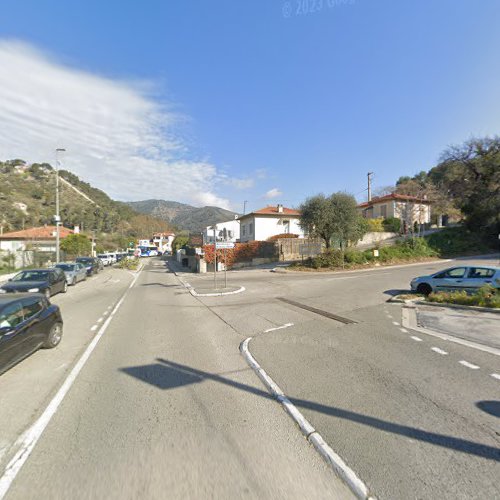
[427,285,500,309]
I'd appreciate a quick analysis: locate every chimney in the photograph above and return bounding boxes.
[277,204,283,213]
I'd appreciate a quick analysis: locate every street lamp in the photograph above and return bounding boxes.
[55,148,66,263]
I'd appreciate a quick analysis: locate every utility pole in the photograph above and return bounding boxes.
[243,200,248,215]
[367,172,374,202]
[55,148,66,263]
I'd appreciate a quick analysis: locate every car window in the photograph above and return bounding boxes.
[467,267,495,278]
[12,271,49,281]
[444,268,466,278]
[0,302,24,328]
[22,298,43,320]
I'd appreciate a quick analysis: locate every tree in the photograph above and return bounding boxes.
[299,194,336,249]
[300,192,367,250]
[430,137,500,237]
[60,234,92,256]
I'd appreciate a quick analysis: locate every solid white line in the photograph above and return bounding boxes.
[0,270,141,500]
[491,373,500,380]
[392,321,400,326]
[90,325,98,332]
[431,347,448,355]
[400,328,408,333]
[411,336,423,342]
[459,360,480,370]
[263,323,294,333]
[240,337,373,499]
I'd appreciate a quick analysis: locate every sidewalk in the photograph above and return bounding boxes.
[415,304,500,350]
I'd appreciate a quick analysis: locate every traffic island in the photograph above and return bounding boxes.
[188,284,245,297]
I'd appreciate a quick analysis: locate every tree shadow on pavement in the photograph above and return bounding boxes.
[120,357,500,463]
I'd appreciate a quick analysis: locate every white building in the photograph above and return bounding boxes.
[238,205,305,243]
[203,219,240,245]
[152,232,175,253]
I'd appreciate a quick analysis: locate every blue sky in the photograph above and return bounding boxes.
[1,0,499,211]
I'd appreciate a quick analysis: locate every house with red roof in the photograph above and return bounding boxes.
[357,193,431,227]
[0,225,74,254]
[238,204,305,243]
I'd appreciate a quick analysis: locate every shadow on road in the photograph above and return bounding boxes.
[140,283,179,288]
[476,401,500,418]
[120,357,500,462]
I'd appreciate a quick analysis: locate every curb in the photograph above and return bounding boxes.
[240,337,376,500]
[401,306,500,357]
[189,286,245,297]
[414,300,500,315]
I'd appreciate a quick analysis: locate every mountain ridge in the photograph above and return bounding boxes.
[126,199,239,233]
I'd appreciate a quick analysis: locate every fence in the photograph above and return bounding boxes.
[0,250,67,272]
[275,238,324,261]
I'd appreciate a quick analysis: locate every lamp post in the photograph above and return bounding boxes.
[55,148,66,263]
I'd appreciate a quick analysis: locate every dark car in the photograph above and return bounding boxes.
[0,268,67,299]
[0,294,63,375]
[75,257,100,276]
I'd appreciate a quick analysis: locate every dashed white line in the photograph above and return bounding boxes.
[411,336,423,342]
[431,347,448,355]
[491,373,500,381]
[387,315,393,319]
[263,323,294,333]
[392,321,400,326]
[400,328,408,333]
[102,311,109,317]
[459,360,480,370]
[90,325,98,332]
[96,317,103,324]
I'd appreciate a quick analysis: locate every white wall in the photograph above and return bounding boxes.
[203,220,240,244]
[240,216,305,242]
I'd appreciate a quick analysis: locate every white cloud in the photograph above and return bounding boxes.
[264,188,283,199]
[0,40,234,208]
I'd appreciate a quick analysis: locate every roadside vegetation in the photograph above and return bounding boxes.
[427,285,500,309]
[116,257,140,270]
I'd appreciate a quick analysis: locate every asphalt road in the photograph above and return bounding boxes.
[184,255,500,499]
[2,255,499,499]
[2,259,352,500]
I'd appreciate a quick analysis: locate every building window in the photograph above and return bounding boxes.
[242,225,246,236]
[283,220,290,233]
[380,205,387,218]
[249,223,253,234]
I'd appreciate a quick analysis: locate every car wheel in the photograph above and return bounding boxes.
[43,322,63,349]
[44,289,51,300]
[63,282,68,293]
[417,283,432,296]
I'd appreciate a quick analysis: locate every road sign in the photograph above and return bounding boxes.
[215,242,235,249]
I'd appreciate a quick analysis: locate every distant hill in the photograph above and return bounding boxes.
[127,199,239,233]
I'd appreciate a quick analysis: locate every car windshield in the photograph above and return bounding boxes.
[56,264,74,271]
[12,271,50,282]
[76,258,92,264]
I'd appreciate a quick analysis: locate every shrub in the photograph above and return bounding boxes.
[344,249,368,264]
[425,226,493,256]
[311,249,343,268]
[267,233,299,241]
[383,217,401,233]
[117,257,140,270]
[428,285,500,308]
[365,218,384,232]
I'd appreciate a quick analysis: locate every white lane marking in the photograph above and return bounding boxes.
[107,305,112,310]
[459,360,480,370]
[240,338,373,499]
[90,325,98,332]
[411,336,423,342]
[387,315,393,319]
[491,373,500,380]
[400,328,408,333]
[102,311,109,317]
[0,270,141,500]
[96,317,103,324]
[263,323,294,333]
[392,321,400,326]
[431,347,448,355]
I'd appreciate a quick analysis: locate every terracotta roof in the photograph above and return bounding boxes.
[240,205,301,218]
[357,193,431,208]
[0,225,74,240]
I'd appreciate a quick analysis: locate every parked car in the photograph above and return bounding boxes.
[411,266,500,295]
[97,254,112,266]
[75,257,100,276]
[0,268,68,299]
[0,294,63,375]
[55,262,87,286]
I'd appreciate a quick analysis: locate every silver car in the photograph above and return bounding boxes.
[55,262,87,286]
[410,265,500,295]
